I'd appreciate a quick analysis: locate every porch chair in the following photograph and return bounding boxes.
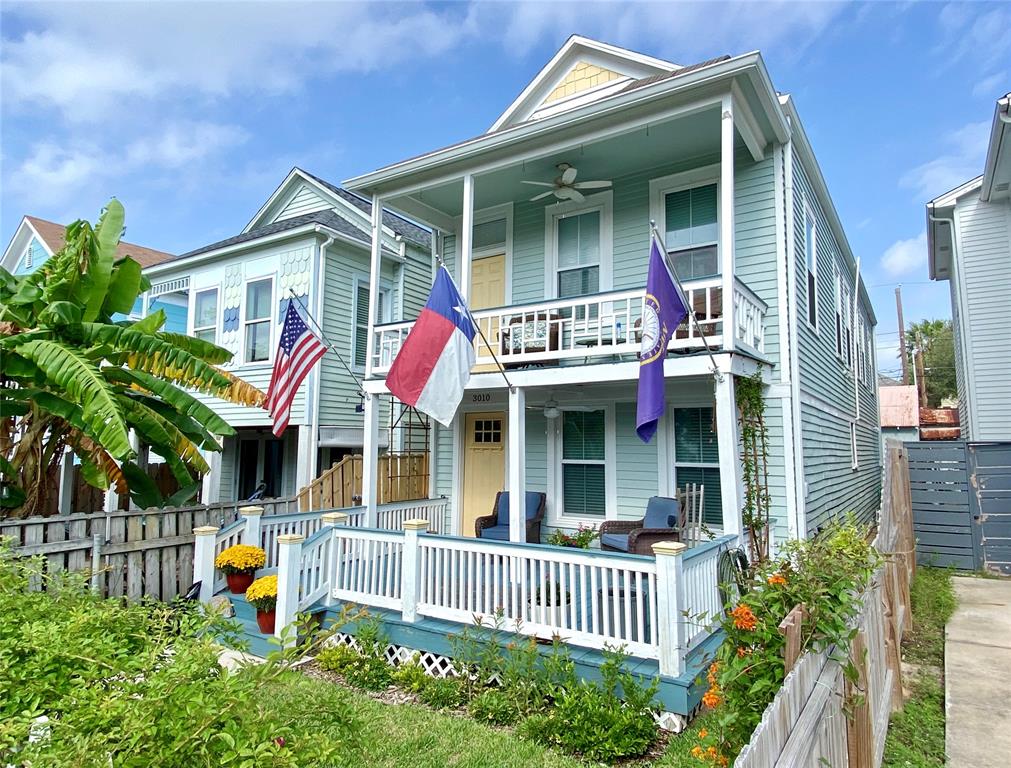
[475,491,546,542]
[677,483,705,548]
[599,496,680,555]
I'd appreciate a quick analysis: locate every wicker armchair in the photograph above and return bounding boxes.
[475,491,546,542]
[500,312,561,369]
[599,496,681,555]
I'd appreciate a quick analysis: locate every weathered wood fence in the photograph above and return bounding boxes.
[297,452,429,512]
[734,439,914,768]
[2,497,297,600]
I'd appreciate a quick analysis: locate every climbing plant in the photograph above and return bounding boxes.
[736,372,771,565]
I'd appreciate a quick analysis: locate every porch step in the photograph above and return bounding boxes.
[217,592,326,659]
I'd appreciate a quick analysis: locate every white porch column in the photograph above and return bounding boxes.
[653,540,686,678]
[459,174,474,299]
[239,505,263,547]
[362,393,380,527]
[274,533,304,646]
[201,447,222,504]
[192,525,219,603]
[365,194,384,379]
[720,92,736,352]
[295,425,316,493]
[714,373,743,539]
[508,386,526,543]
[57,453,74,514]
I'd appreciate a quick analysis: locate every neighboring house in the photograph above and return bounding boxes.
[138,169,433,504]
[2,214,173,277]
[346,36,880,544]
[879,384,920,447]
[926,93,1011,443]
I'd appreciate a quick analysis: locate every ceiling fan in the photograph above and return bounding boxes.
[522,162,612,203]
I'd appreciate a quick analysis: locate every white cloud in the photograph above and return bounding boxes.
[899,120,989,202]
[973,71,1008,99]
[881,231,928,277]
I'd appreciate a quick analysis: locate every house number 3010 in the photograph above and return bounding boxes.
[471,393,491,402]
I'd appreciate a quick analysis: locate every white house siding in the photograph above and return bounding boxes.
[792,153,880,533]
[952,196,1011,441]
[948,276,971,434]
[275,183,333,222]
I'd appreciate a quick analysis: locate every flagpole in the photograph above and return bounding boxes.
[287,288,365,395]
[648,221,724,383]
[434,256,514,391]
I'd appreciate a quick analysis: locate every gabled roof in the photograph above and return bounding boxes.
[926,176,984,280]
[980,93,1010,203]
[2,215,174,272]
[490,35,680,132]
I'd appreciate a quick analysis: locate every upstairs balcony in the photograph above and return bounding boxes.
[370,275,767,375]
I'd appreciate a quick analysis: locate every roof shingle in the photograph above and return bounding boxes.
[26,216,174,267]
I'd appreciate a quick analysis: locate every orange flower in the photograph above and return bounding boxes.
[718,756,729,767]
[698,727,708,740]
[731,604,758,631]
[707,661,720,686]
[737,646,749,658]
[767,573,787,586]
[702,686,722,709]
[707,746,718,758]
[691,746,704,759]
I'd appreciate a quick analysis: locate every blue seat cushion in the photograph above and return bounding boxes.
[495,491,543,525]
[479,524,511,541]
[601,533,631,552]
[644,496,679,530]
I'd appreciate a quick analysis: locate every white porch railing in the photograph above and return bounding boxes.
[371,277,766,373]
[376,498,448,533]
[682,535,736,651]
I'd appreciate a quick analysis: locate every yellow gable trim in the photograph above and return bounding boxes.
[542,61,623,104]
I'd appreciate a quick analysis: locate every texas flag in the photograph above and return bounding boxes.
[386,266,476,426]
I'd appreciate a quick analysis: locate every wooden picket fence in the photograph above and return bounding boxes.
[1,497,297,601]
[298,452,429,512]
[734,440,915,768]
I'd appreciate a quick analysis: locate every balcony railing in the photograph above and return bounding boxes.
[371,277,766,374]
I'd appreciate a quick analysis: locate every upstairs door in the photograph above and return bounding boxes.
[470,254,505,372]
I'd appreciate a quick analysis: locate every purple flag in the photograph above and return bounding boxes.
[636,236,689,443]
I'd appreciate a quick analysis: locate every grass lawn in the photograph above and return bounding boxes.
[270,672,710,767]
[882,566,957,768]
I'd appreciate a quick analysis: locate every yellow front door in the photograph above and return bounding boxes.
[470,254,505,372]
[461,411,507,537]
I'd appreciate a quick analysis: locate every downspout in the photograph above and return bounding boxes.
[310,228,335,482]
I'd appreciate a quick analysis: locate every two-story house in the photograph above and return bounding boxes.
[926,93,1011,442]
[345,36,880,545]
[139,168,433,505]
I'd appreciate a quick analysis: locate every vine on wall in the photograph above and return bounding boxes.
[736,372,772,565]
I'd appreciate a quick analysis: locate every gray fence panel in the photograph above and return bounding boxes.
[907,441,976,570]
[968,442,1011,575]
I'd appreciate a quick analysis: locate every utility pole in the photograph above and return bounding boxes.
[915,331,928,407]
[895,286,908,384]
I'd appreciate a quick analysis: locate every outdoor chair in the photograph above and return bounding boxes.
[500,312,561,369]
[475,491,546,542]
[677,482,705,548]
[599,496,680,555]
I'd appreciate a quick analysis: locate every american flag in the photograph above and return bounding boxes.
[265,302,327,436]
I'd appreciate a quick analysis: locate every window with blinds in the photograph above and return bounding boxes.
[561,409,606,517]
[556,210,601,298]
[473,218,507,251]
[673,406,722,525]
[664,183,718,279]
[805,205,818,328]
[353,280,388,368]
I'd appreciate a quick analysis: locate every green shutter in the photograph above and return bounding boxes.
[354,283,369,367]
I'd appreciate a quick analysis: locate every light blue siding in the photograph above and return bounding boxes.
[14,237,49,275]
[614,402,659,520]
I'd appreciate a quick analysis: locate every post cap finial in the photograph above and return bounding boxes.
[403,518,430,531]
[193,525,219,536]
[652,541,687,556]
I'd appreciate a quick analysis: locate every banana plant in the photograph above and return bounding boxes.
[0,200,266,518]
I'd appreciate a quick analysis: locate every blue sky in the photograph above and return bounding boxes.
[2,1,1007,376]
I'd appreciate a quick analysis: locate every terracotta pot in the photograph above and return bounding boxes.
[256,608,276,634]
[226,571,255,594]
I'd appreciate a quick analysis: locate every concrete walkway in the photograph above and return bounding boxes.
[946,577,1011,768]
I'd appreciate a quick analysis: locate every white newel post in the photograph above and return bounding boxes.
[362,394,380,527]
[720,91,736,352]
[508,386,526,543]
[654,540,687,678]
[400,518,429,623]
[193,525,220,603]
[275,533,304,645]
[239,505,263,548]
[320,512,348,608]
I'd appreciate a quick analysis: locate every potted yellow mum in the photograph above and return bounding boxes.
[214,544,266,594]
[246,575,278,633]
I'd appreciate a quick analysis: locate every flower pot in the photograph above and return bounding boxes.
[256,608,276,634]
[528,598,572,628]
[226,571,255,594]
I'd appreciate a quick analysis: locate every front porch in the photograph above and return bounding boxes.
[195,503,736,723]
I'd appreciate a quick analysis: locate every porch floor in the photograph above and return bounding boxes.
[218,591,720,717]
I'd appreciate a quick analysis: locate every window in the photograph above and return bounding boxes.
[673,407,722,525]
[243,278,273,363]
[193,288,218,344]
[473,218,507,250]
[664,183,719,279]
[24,245,33,271]
[556,211,601,297]
[804,205,818,328]
[560,410,606,518]
[473,418,502,444]
[353,278,390,369]
[833,265,843,357]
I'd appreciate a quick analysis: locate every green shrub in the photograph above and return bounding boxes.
[468,688,518,726]
[418,677,466,710]
[0,545,355,766]
[391,658,430,694]
[317,644,391,692]
[317,643,361,674]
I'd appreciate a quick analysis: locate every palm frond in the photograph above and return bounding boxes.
[156,332,232,365]
[122,398,210,475]
[71,432,128,494]
[103,367,235,437]
[83,199,125,322]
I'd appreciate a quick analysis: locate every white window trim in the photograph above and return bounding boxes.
[547,404,616,527]
[242,275,276,365]
[189,285,221,345]
[804,201,819,334]
[352,273,391,372]
[850,421,859,470]
[648,164,722,279]
[543,190,613,300]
